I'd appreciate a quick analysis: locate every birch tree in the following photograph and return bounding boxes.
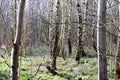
[97,0,107,80]
[10,0,26,80]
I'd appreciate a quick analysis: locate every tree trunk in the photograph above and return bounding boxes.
[115,0,120,79]
[75,2,83,62]
[115,34,120,79]
[10,0,26,80]
[59,0,66,60]
[92,0,97,53]
[49,0,54,56]
[97,0,107,80]
[51,0,60,70]
[68,0,72,55]
[11,0,17,42]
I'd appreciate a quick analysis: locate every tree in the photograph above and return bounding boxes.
[10,0,26,80]
[49,0,54,56]
[97,0,107,80]
[11,0,17,41]
[51,0,60,70]
[115,0,120,79]
[67,0,72,55]
[92,0,97,53]
[59,0,66,60]
[75,2,83,63]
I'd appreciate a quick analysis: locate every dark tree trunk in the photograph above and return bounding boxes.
[68,39,72,55]
[51,0,60,70]
[97,0,107,79]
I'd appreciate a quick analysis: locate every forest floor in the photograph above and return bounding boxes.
[0,46,115,80]
[0,54,115,80]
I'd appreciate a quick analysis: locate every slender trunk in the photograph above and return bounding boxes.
[92,0,97,53]
[11,0,26,80]
[97,0,107,80]
[11,0,17,44]
[68,0,72,55]
[75,2,83,62]
[83,0,88,29]
[49,0,54,56]
[51,0,60,70]
[59,0,66,60]
[115,0,120,79]
[115,34,120,79]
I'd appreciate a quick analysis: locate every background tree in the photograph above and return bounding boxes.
[115,0,120,79]
[51,0,61,70]
[67,0,72,55]
[59,0,66,60]
[75,1,83,63]
[49,0,54,56]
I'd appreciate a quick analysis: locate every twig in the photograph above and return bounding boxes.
[27,62,70,80]
[0,54,11,68]
[27,63,42,80]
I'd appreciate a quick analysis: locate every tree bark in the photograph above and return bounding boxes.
[11,0,17,42]
[92,0,97,53]
[115,0,120,79]
[49,0,54,56]
[75,2,83,62]
[59,0,66,60]
[68,0,72,55]
[97,0,107,80]
[51,0,60,70]
[10,0,26,80]
[115,35,120,79]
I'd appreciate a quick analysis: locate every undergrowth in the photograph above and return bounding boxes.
[0,47,115,80]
